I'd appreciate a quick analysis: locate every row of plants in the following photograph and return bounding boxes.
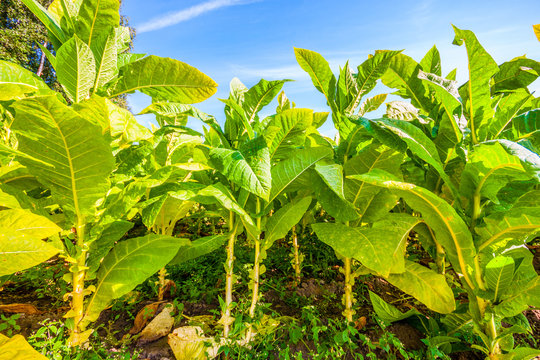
[0,0,539,358]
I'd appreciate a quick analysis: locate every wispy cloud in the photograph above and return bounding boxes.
[137,0,258,33]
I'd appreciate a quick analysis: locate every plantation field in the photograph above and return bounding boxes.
[1,1,540,359]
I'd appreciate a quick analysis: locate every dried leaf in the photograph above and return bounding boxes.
[355,316,367,330]
[0,304,41,315]
[128,302,160,334]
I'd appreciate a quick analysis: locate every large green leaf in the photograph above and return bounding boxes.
[56,35,96,102]
[169,234,227,265]
[243,79,289,124]
[460,142,534,205]
[0,333,48,360]
[47,0,81,24]
[313,162,359,222]
[419,45,442,76]
[86,220,134,277]
[507,347,540,360]
[294,48,336,108]
[346,50,401,114]
[477,190,540,253]
[494,276,540,318]
[142,195,194,234]
[371,213,424,272]
[263,196,311,249]
[20,0,67,44]
[344,144,403,222]
[83,234,190,324]
[12,96,115,222]
[381,53,433,113]
[488,90,532,140]
[386,260,455,314]
[0,209,60,238]
[492,57,540,93]
[209,137,271,200]
[75,0,120,47]
[352,172,477,290]
[107,55,217,104]
[375,118,458,196]
[98,167,176,226]
[369,291,420,323]
[0,230,59,277]
[501,109,540,147]
[357,94,388,117]
[337,62,356,112]
[312,222,410,277]
[91,29,118,91]
[484,255,515,302]
[452,26,499,143]
[269,146,332,202]
[73,96,153,145]
[192,184,259,238]
[264,108,313,160]
[419,71,464,157]
[0,61,52,100]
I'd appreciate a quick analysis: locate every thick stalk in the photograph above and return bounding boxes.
[487,314,501,357]
[470,192,482,230]
[222,211,238,338]
[69,218,87,347]
[157,222,168,301]
[435,243,446,274]
[248,198,262,319]
[292,225,301,286]
[342,257,355,323]
[248,240,261,318]
[157,267,167,301]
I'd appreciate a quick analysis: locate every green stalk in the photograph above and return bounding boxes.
[69,218,87,347]
[342,256,355,323]
[248,198,262,319]
[248,240,261,319]
[291,225,301,286]
[222,211,238,338]
[157,267,167,301]
[487,313,501,357]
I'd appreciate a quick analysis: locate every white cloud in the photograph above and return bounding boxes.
[229,64,308,80]
[137,0,258,33]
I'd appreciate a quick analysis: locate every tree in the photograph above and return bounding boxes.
[0,0,58,89]
[0,0,135,107]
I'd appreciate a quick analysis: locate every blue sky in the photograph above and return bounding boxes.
[121,0,540,137]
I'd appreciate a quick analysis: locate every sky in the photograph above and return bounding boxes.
[121,0,540,137]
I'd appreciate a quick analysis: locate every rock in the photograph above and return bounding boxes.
[139,303,175,343]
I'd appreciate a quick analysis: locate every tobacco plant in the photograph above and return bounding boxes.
[310,27,539,358]
[294,47,419,322]
[0,0,218,347]
[186,77,334,338]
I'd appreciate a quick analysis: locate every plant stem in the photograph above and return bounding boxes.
[157,267,167,301]
[222,211,237,338]
[487,313,501,356]
[343,257,355,323]
[69,218,87,347]
[292,225,301,286]
[249,198,262,319]
[435,242,446,274]
[470,192,482,230]
[249,239,261,319]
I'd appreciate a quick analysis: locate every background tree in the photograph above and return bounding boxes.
[0,0,135,107]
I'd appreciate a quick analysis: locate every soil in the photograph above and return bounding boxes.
[1,241,539,359]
